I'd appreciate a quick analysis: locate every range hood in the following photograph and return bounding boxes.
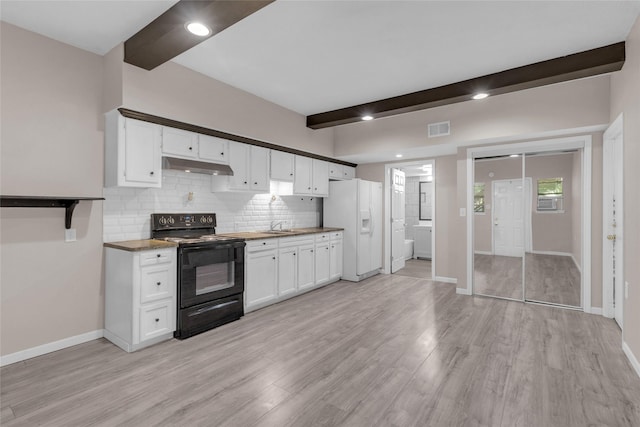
[162,157,234,176]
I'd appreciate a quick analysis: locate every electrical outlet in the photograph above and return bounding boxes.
[625,281,629,299]
[65,228,76,242]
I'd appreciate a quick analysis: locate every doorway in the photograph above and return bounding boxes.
[465,136,593,311]
[384,160,435,280]
[603,114,624,329]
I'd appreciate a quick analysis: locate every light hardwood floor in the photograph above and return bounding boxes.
[474,253,581,306]
[393,258,432,279]
[2,270,639,426]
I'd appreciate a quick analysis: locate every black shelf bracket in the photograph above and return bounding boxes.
[0,196,104,229]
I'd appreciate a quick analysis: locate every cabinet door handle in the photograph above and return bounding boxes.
[308,187,311,190]
[156,254,161,258]
[155,318,159,322]
[189,147,193,150]
[254,182,258,185]
[150,171,154,175]
[263,242,266,245]
[221,152,224,156]
[290,173,293,176]
[311,249,314,253]
[272,256,276,260]
[156,281,161,286]
[293,253,296,256]
[244,181,248,184]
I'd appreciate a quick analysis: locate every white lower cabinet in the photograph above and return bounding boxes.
[315,240,331,285]
[244,231,342,313]
[245,239,278,311]
[297,244,316,291]
[330,232,343,282]
[104,247,177,352]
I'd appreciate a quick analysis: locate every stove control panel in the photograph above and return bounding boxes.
[151,213,217,230]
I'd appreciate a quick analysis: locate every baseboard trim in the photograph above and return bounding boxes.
[0,330,104,367]
[570,254,581,274]
[623,341,640,379]
[435,276,457,284]
[456,287,471,295]
[590,307,603,315]
[531,250,572,257]
[474,251,493,255]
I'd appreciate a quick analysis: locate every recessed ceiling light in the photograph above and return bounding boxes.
[186,22,211,37]
[472,93,489,100]
[361,115,374,121]
[396,154,403,158]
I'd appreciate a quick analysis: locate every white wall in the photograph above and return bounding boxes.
[1,22,105,356]
[610,14,640,370]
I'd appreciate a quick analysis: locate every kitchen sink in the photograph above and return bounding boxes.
[261,230,295,235]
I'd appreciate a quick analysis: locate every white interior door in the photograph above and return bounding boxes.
[493,179,524,257]
[391,168,406,273]
[603,123,624,329]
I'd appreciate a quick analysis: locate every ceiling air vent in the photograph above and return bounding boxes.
[428,121,450,138]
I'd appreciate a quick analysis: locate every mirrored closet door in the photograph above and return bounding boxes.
[472,149,582,309]
[524,151,582,308]
[473,155,524,301]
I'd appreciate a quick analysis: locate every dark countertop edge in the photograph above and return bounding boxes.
[104,239,178,252]
[218,227,344,240]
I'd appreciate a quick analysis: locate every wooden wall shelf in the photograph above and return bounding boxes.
[0,196,104,229]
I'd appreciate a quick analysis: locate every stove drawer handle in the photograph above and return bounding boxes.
[188,300,238,316]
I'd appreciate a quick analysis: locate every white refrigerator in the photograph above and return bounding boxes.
[323,179,383,282]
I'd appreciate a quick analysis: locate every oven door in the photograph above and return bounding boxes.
[179,242,245,308]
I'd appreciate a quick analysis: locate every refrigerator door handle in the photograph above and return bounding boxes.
[370,206,374,236]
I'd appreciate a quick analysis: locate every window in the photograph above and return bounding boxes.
[474,183,485,213]
[537,177,563,211]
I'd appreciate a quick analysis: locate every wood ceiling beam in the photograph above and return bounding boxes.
[125,0,274,70]
[306,42,625,129]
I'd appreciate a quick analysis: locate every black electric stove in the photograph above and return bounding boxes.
[151,213,246,339]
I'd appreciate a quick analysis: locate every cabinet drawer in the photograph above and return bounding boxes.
[330,231,343,241]
[139,249,173,266]
[246,239,278,252]
[315,233,330,243]
[139,301,173,342]
[140,265,173,304]
[279,235,314,248]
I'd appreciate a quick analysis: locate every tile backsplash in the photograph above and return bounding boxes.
[103,170,321,242]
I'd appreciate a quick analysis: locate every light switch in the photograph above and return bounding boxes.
[65,228,76,242]
[625,281,629,299]
[460,208,466,217]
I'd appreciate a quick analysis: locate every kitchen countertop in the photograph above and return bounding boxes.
[104,239,178,252]
[219,227,344,241]
[103,228,344,249]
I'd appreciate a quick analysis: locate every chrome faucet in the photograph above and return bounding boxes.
[270,220,285,231]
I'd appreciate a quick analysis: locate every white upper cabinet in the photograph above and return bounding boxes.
[293,155,313,194]
[198,135,229,164]
[228,141,250,190]
[293,156,329,197]
[220,141,269,192]
[249,146,270,191]
[329,163,355,180]
[312,159,329,196]
[105,111,162,188]
[329,163,343,179]
[161,127,198,158]
[343,166,356,180]
[270,151,295,181]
